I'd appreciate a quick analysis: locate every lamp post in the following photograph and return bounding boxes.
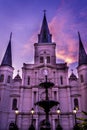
[29,108,35,130]
[56,107,62,130]
[31,108,34,125]
[14,108,19,130]
[15,108,19,125]
[56,107,61,125]
[73,107,80,130]
[73,107,77,125]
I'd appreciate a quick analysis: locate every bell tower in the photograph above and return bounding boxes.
[77,32,87,112]
[0,32,13,85]
[0,33,14,130]
[34,11,56,65]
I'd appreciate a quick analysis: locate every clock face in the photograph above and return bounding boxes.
[42,69,48,76]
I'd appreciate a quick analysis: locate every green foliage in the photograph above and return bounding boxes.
[77,111,87,130]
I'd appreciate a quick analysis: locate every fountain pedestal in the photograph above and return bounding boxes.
[35,76,59,130]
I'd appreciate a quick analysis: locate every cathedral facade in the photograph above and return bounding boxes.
[0,12,87,130]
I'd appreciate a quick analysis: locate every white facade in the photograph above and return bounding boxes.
[0,13,87,130]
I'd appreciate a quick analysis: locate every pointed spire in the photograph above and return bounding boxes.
[69,69,77,80]
[38,10,52,43]
[1,32,12,67]
[78,32,87,66]
[14,70,21,81]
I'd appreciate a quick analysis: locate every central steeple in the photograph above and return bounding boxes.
[38,10,52,43]
[34,12,56,65]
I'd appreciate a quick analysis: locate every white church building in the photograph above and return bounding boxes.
[0,12,87,130]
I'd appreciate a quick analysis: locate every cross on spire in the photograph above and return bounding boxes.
[71,69,73,73]
[43,10,46,14]
[17,70,20,75]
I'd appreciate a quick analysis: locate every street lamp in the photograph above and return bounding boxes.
[29,108,35,130]
[14,108,19,130]
[56,107,62,130]
[73,107,80,130]
[73,107,77,125]
[56,107,61,124]
[31,108,34,125]
[15,108,19,125]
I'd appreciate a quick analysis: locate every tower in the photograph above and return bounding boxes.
[34,11,56,65]
[0,33,14,130]
[77,32,87,112]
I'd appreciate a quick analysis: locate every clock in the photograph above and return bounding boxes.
[42,69,48,76]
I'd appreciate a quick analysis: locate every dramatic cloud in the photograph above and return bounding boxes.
[20,0,87,68]
[49,3,87,65]
[0,0,87,77]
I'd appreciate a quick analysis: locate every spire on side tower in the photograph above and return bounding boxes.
[1,32,12,67]
[78,32,87,66]
[38,10,52,43]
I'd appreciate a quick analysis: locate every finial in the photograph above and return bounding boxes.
[10,32,12,41]
[43,10,46,15]
[78,31,81,41]
[78,31,80,35]
[78,31,80,37]
[71,69,73,73]
[17,70,20,75]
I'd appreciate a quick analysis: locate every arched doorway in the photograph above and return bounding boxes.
[9,122,19,130]
[39,119,51,130]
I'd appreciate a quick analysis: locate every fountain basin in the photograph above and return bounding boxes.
[39,82,54,88]
[35,100,59,112]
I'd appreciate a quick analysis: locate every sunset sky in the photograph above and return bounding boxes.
[0,0,87,77]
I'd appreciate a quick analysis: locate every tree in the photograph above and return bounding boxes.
[77,111,87,130]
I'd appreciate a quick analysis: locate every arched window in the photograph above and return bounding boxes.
[0,74,4,82]
[40,56,44,63]
[54,91,57,100]
[47,56,50,63]
[12,98,17,110]
[34,91,36,103]
[7,75,11,83]
[27,76,30,85]
[74,98,79,110]
[60,76,63,85]
[80,74,84,83]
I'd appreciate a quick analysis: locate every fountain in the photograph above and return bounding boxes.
[35,69,59,130]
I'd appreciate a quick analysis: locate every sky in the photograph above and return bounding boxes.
[0,0,87,77]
